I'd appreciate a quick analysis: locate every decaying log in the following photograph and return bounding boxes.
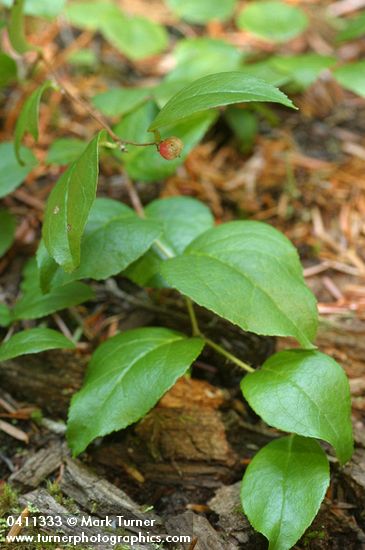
[59,457,161,529]
[0,349,87,417]
[9,438,66,491]
[18,488,153,550]
[165,511,228,550]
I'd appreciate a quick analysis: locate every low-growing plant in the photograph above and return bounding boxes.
[0,2,356,549]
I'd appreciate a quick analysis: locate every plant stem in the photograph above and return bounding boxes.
[40,53,157,149]
[204,337,254,373]
[185,297,201,336]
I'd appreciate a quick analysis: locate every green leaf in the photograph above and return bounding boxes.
[0,304,11,328]
[66,1,167,60]
[67,48,98,68]
[269,54,337,90]
[240,60,290,86]
[46,138,87,166]
[101,11,168,61]
[0,52,17,88]
[0,209,16,257]
[237,1,308,43]
[161,221,317,347]
[67,327,204,455]
[241,350,353,464]
[241,435,330,550]
[42,131,104,272]
[1,0,66,19]
[166,0,236,24]
[65,0,118,29]
[166,38,243,83]
[0,142,37,198]
[334,61,365,98]
[115,101,217,181]
[149,72,295,131]
[38,198,161,287]
[126,196,214,287]
[15,81,54,164]
[8,0,31,53]
[12,259,94,320]
[0,328,75,361]
[336,11,365,43]
[224,107,258,153]
[91,88,150,117]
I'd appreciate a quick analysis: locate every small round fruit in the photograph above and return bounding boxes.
[158,137,184,160]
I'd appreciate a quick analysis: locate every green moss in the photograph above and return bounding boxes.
[0,484,18,517]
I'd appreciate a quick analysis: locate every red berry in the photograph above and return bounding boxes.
[158,137,184,160]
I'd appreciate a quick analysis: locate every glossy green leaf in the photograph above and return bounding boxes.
[149,72,295,130]
[161,221,317,347]
[0,305,11,328]
[15,81,54,164]
[126,196,214,287]
[8,0,31,53]
[67,327,204,455]
[38,198,161,288]
[166,0,236,24]
[0,52,17,88]
[101,11,168,61]
[241,350,353,464]
[237,1,308,43]
[12,259,94,320]
[0,142,37,199]
[241,435,330,550]
[92,88,150,117]
[336,11,365,43]
[166,38,243,83]
[46,138,87,166]
[115,101,217,181]
[0,328,74,361]
[43,131,104,272]
[0,209,16,257]
[334,61,365,98]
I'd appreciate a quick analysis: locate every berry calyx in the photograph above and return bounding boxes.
[158,137,184,160]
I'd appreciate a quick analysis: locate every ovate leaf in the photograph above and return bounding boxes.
[241,435,330,550]
[237,1,308,43]
[92,88,150,117]
[67,327,204,455]
[161,221,317,347]
[43,131,104,272]
[166,38,243,83]
[0,142,37,198]
[166,0,236,24]
[39,198,161,287]
[12,259,94,320]
[0,209,16,257]
[0,328,75,361]
[46,138,87,166]
[149,72,295,130]
[126,196,214,287]
[101,11,168,61]
[241,350,353,464]
[334,61,365,98]
[15,80,54,164]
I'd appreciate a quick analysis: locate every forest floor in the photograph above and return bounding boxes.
[1,0,365,548]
